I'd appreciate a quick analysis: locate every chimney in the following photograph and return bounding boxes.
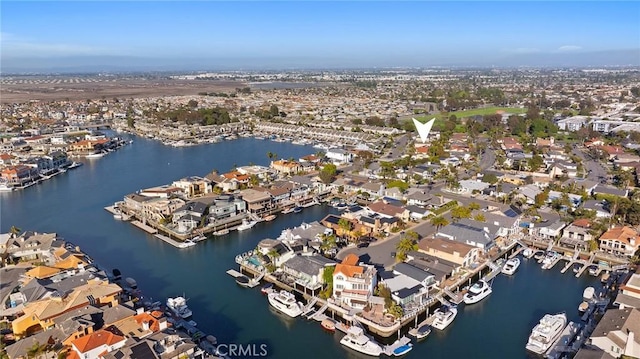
[136,306,144,315]
[159,317,168,330]
[142,320,150,331]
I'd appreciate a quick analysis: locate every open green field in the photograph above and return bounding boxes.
[414,106,526,122]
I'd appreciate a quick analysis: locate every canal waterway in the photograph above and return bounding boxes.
[1,136,600,358]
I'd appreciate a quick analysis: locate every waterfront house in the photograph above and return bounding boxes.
[436,219,496,250]
[207,194,246,222]
[171,176,213,199]
[4,327,67,359]
[239,188,274,216]
[11,278,122,338]
[141,197,185,223]
[560,219,594,246]
[380,263,435,309]
[534,220,567,240]
[266,185,292,207]
[599,226,640,257]
[586,307,640,358]
[417,237,481,268]
[614,267,640,309]
[256,239,295,267]
[404,252,458,284]
[0,231,58,263]
[68,328,127,359]
[282,255,336,295]
[0,164,39,185]
[123,193,153,213]
[332,254,377,310]
[139,186,183,199]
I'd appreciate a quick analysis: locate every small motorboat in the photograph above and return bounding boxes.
[502,257,521,275]
[261,283,274,295]
[293,206,303,213]
[264,214,276,221]
[534,251,545,260]
[578,301,589,313]
[588,265,599,276]
[414,324,432,340]
[392,343,413,356]
[321,318,336,332]
[573,263,582,273]
[235,275,251,287]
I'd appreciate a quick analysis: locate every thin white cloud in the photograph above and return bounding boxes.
[557,45,582,52]
[1,32,112,57]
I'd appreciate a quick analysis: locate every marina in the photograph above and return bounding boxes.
[1,135,620,358]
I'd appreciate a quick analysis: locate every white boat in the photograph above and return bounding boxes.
[166,296,193,319]
[525,313,568,355]
[432,305,458,330]
[463,280,492,304]
[523,248,534,258]
[237,219,257,231]
[85,152,105,159]
[414,324,432,340]
[267,290,303,318]
[177,240,196,249]
[339,327,383,357]
[583,287,595,301]
[0,183,14,192]
[67,161,83,169]
[502,257,521,275]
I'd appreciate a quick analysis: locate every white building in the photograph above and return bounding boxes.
[326,148,354,164]
[332,254,377,310]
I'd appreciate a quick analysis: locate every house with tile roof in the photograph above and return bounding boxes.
[599,226,640,257]
[68,328,127,359]
[615,266,640,309]
[332,254,377,310]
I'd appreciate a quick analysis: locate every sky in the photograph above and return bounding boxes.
[1,1,639,71]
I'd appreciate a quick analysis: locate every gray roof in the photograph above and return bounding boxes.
[289,175,313,186]
[438,220,496,246]
[395,285,423,299]
[102,304,137,325]
[593,184,628,197]
[482,212,519,228]
[45,271,97,294]
[284,255,335,277]
[290,221,329,241]
[591,308,640,341]
[175,201,208,215]
[405,205,430,214]
[405,253,456,281]
[539,220,567,232]
[583,200,609,213]
[5,328,65,359]
[393,262,433,282]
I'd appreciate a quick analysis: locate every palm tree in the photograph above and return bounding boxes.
[9,226,21,238]
[266,151,274,161]
[430,216,449,231]
[396,237,418,261]
[337,218,352,240]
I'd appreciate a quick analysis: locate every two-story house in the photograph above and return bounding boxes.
[332,254,377,310]
[599,226,640,257]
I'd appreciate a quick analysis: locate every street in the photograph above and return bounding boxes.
[572,147,609,182]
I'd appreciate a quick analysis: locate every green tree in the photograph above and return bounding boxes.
[9,226,21,238]
[387,180,409,192]
[534,191,549,208]
[320,266,335,299]
[451,206,472,220]
[249,175,260,187]
[468,202,481,211]
[528,155,544,172]
[586,239,599,253]
[430,216,449,230]
[483,173,498,184]
[396,234,418,261]
[319,163,338,184]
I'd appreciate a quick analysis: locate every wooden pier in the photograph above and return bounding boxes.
[131,220,158,234]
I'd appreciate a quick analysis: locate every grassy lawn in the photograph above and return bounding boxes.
[414,106,527,123]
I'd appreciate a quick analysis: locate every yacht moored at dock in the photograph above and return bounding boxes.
[413,324,432,340]
[267,290,303,318]
[432,305,458,330]
[167,296,193,319]
[339,327,383,357]
[236,219,257,231]
[463,280,492,304]
[525,313,567,355]
[502,257,521,275]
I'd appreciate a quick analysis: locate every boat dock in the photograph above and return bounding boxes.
[542,255,562,270]
[226,269,262,288]
[408,316,435,337]
[575,253,597,278]
[383,336,412,356]
[544,321,582,359]
[154,234,191,248]
[131,220,158,234]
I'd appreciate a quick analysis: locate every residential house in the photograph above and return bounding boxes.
[321,215,373,241]
[0,231,58,263]
[207,195,246,223]
[534,220,567,240]
[0,165,39,185]
[326,148,354,164]
[282,255,335,294]
[583,200,612,218]
[417,237,481,268]
[239,188,273,216]
[614,267,640,309]
[123,193,153,213]
[68,328,127,359]
[548,160,578,178]
[139,186,183,199]
[457,180,490,194]
[171,176,213,198]
[266,185,292,207]
[380,262,434,308]
[593,184,628,198]
[270,159,303,175]
[12,278,122,338]
[360,181,385,199]
[367,200,409,221]
[405,205,432,221]
[561,219,594,244]
[587,308,640,358]
[599,226,640,257]
[437,220,496,250]
[332,254,377,310]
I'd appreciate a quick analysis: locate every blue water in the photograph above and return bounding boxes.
[1,136,599,358]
